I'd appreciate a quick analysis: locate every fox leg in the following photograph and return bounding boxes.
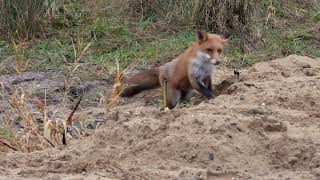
[191,69,213,98]
[204,76,213,97]
[195,79,213,98]
[166,85,181,109]
[180,90,192,102]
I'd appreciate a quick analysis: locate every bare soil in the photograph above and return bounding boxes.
[1,55,320,180]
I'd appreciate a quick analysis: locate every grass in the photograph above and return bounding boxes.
[89,32,194,71]
[0,0,319,76]
[1,26,319,75]
[0,31,195,74]
[0,128,15,141]
[0,0,50,39]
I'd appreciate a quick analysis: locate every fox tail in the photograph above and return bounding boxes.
[120,68,160,97]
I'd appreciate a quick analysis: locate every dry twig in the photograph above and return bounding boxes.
[0,139,18,151]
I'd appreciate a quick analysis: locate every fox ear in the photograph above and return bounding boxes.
[221,37,229,44]
[220,32,231,43]
[197,31,208,43]
[221,32,232,39]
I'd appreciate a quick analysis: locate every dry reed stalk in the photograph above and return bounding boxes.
[72,37,95,63]
[103,59,139,112]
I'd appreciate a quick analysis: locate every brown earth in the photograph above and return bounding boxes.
[0,55,320,179]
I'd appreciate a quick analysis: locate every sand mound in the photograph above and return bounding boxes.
[1,55,320,180]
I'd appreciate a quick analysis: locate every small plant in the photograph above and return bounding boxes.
[7,88,55,151]
[0,86,83,152]
[11,40,30,75]
[34,95,66,147]
[72,37,95,63]
[265,0,277,25]
[101,59,139,112]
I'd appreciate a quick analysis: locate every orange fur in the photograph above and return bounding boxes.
[121,31,228,109]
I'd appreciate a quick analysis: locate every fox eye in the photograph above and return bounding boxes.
[217,48,222,54]
[206,48,213,52]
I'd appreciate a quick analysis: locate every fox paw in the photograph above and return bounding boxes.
[160,107,170,111]
[203,90,213,98]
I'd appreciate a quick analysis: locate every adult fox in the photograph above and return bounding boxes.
[121,31,229,109]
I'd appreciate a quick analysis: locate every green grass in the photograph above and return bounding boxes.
[1,24,318,75]
[0,32,195,74]
[89,32,194,69]
[223,26,320,69]
[0,0,319,76]
[0,127,16,141]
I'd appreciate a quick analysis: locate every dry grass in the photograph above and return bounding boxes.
[72,37,95,63]
[0,0,64,39]
[33,95,64,147]
[5,88,54,151]
[0,0,51,39]
[126,0,258,51]
[101,59,139,112]
[11,40,31,75]
[0,85,84,152]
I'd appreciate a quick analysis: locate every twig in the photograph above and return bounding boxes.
[0,93,20,114]
[32,128,55,147]
[0,139,18,151]
[66,95,83,125]
[122,59,140,76]
[162,79,168,109]
[302,52,317,59]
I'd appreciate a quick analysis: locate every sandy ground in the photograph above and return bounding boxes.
[0,55,320,180]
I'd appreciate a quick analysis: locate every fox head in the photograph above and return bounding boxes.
[197,31,229,65]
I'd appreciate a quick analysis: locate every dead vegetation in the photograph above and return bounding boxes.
[101,59,139,112]
[127,0,258,51]
[0,57,140,152]
[1,88,54,151]
[0,80,81,151]
[0,0,51,39]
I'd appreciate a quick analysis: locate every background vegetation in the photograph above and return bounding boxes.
[0,0,319,74]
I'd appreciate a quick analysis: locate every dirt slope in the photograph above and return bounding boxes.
[1,55,320,180]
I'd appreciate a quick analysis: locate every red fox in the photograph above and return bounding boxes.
[120,31,229,109]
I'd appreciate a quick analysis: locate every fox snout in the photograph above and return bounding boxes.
[211,59,220,65]
[202,53,221,65]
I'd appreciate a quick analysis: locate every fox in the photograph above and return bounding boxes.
[120,31,229,109]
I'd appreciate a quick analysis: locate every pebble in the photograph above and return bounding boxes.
[208,153,214,161]
[304,69,316,76]
[302,64,311,68]
[288,157,298,165]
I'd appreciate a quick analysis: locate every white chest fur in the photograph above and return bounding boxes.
[191,52,215,81]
